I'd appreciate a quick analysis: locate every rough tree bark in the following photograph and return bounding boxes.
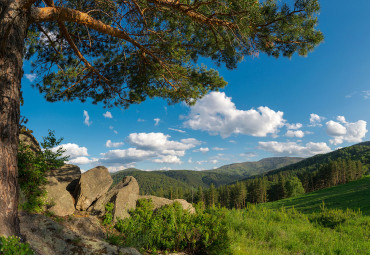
[0,0,28,237]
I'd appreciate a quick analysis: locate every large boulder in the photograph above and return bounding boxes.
[140,195,196,214]
[48,164,81,194]
[74,166,113,211]
[45,177,76,216]
[20,212,141,255]
[90,176,139,220]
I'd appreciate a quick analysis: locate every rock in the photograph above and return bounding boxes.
[48,164,81,194]
[19,129,41,153]
[140,195,195,214]
[61,216,105,239]
[74,166,113,211]
[90,176,139,220]
[20,212,141,255]
[45,177,76,216]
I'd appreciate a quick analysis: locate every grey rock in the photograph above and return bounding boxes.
[47,164,81,194]
[61,216,105,239]
[74,166,113,211]
[90,176,139,220]
[20,212,141,255]
[140,195,195,214]
[45,177,76,217]
[19,130,41,153]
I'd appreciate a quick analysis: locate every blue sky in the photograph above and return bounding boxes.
[21,1,370,172]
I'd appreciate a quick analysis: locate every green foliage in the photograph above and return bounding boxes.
[309,206,361,229]
[26,0,322,108]
[0,236,34,255]
[18,130,68,213]
[103,202,115,226]
[113,199,231,254]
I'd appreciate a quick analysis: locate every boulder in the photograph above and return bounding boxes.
[48,164,81,194]
[19,129,41,153]
[61,216,105,239]
[45,177,76,216]
[74,166,113,211]
[140,195,196,214]
[20,212,141,255]
[90,176,139,220]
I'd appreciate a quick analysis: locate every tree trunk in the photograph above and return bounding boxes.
[0,0,28,237]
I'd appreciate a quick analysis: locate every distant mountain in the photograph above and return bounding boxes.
[111,157,304,196]
[209,157,303,177]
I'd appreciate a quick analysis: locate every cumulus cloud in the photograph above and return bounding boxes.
[193,147,209,153]
[258,141,331,157]
[153,155,182,164]
[326,117,368,145]
[286,130,305,138]
[97,133,200,168]
[105,140,124,148]
[83,110,92,126]
[25,73,37,83]
[168,128,186,133]
[67,157,98,165]
[103,111,113,119]
[309,113,324,127]
[184,92,285,138]
[154,118,160,126]
[52,143,89,159]
[286,123,303,130]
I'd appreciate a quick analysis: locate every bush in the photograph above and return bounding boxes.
[309,206,361,229]
[113,199,232,254]
[0,236,34,255]
[18,130,68,213]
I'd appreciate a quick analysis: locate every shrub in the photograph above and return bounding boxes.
[18,130,68,212]
[309,206,361,229]
[114,199,232,254]
[103,202,115,226]
[0,236,34,255]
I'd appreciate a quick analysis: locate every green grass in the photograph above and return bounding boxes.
[262,176,370,215]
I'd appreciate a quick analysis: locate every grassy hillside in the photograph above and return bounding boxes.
[111,157,301,196]
[262,176,370,215]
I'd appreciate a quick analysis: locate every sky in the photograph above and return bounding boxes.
[21,1,370,172]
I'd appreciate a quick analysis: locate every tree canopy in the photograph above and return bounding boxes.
[26,0,323,107]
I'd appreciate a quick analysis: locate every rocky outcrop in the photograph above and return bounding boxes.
[45,177,76,216]
[74,166,113,211]
[19,212,141,255]
[89,176,140,220]
[19,129,41,153]
[44,164,81,216]
[140,195,196,214]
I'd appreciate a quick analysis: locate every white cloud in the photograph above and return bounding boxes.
[25,73,37,83]
[137,118,145,122]
[67,157,98,165]
[229,140,237,143]
[362,91,370,99]
[114,130,118,134]
[128,133,197,151]
[105,140,124,148]
[239,152,257,159]
[184,92,285,138]
[52,143,89,159]
[326,117,368,145]
[286,130,305,138]
[160,167,172,170]
[83,110,92,126]
[286,123,303,130]
[258,141,331,157]
[210,160,218,164]
[154,118,160,126]
[99,148,156,165]
[168,128,186,133]
[212,147,226,151]
[193,147,209,153]
[153,155,182,164]
[309,113,324,127]
[180,138,202,146]
[103,111,113,119]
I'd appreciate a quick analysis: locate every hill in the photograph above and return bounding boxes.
[260,141,370,178]
[111,157,302,196]
[261,176,370,215]
[209,157,303,177]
